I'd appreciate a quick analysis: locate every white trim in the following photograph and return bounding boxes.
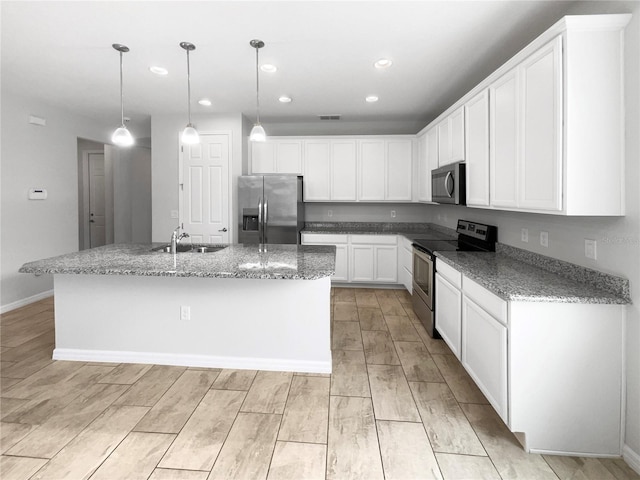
[528,448,621,458]
[1,290,53,313]
[53,348,332,374]
[623,444,640,475]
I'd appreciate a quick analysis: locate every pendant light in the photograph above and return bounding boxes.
[111,44,134,147]
[249,39,266,142]
[180,42,200,145]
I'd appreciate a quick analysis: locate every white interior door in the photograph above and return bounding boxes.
[180,133,230,244]
[88,152,106,248]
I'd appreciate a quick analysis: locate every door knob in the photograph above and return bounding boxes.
[218,227,227,232]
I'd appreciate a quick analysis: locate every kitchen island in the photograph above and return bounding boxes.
[19,243,336,373]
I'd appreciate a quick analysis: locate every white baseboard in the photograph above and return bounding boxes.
[53,348,332,374]
[624,444,640,475]
[1,290,54,314]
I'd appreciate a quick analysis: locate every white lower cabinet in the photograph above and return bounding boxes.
[301,233,348,282]
[399,236,413,292]
[302,233,398,284]
[434,272,462,359]
[462,294,508,423]
[435,257,625,456]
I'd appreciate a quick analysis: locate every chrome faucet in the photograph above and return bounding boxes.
[170,225,190,254]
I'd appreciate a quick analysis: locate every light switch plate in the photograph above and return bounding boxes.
[521,228,529,243]
[170,210,179,219]
[585,239,597,259]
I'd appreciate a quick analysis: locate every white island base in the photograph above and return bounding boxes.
[52,274,332,373]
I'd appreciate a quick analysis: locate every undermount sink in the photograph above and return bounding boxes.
[151,244,227,254]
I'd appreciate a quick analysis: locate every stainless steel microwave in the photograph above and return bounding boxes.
[431,162,466,205]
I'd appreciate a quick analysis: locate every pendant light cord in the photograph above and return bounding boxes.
[119,51,125,127]
[186,49,192,126]
[255,46,260,124]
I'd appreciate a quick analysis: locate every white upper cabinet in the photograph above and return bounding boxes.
[358,138,413,201]
[303,140,331,201]
[490,68,519,209]
[519,36,562,212]
[416,130,433,202]
[250,139,303,174]
[437,106,465,167]
[358,140,386,201]
[465,90,490,207]
[330,140,358,201]
[423,14,629,216]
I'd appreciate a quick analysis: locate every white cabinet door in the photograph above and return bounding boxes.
[251,142,277,173]
[386,140,412,201]
[374,246,398,282]
[462,295,508,423]
[358,140,386,201]
[417,132,430,202]
[331,140,357,201]
[350,245,375,282]
[450,106,465,163]
[301,233,349,282]
[519,37,562,212]
[465,90,490,207]
[437,118,450,167]
[435,272,462,359]
[276,141,303,174]
[333,244,349,281]
[303,140,331,201]
[490,68,519,208]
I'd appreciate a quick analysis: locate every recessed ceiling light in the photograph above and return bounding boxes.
[365,95,379,103]
[260,64,277,73]
[149,66,168,76]
[198,98,212,106]
[374,58,393,69]
[278,95,292,103]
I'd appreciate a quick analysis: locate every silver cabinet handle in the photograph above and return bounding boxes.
[444,171,454,198]
[218,227,227,232]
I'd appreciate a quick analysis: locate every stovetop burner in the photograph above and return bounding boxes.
[412,220,497,256]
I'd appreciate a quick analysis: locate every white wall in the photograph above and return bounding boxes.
[427,0,640,460]
[151,113,245,243]
[1,92,112,309]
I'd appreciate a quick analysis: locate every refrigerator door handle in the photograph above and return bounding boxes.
[263,197,268,244]
[258,197,263,244]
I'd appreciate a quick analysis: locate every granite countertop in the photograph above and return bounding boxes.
[19,243,336,280]
[435,250,630,305]
[302,222,456,240]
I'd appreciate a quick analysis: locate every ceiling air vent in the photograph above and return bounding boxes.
[318,114,341,121]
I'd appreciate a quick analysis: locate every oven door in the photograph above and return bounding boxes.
[412,247,433,308]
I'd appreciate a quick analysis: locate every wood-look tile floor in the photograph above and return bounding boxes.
[1,290,639,480]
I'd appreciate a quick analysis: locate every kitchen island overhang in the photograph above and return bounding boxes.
[20,243,336,373]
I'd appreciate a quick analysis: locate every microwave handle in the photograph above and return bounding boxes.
[445,171,454,198]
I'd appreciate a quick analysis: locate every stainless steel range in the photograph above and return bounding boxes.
[412,220,497,338]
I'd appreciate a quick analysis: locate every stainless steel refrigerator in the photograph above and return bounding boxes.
[238,175,304,244]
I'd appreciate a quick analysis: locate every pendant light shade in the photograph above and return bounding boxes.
[111,44,134,147]
[180,41,199,145]
[249,39,266,142]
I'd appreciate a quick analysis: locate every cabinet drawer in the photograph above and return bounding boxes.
[435,259,462,289]
[463,276,507,325]
[350,235,397,245]
[301,233,348,244]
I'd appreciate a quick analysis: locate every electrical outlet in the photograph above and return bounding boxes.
[521,228,529,243]
[180,305,191,321]
[540,231,549,248]
[171,210,179,219]
[390,210,396,218]
[327,209,333,218]
[585,239,597,259]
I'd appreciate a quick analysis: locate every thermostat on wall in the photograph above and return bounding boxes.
[28,188,48,200]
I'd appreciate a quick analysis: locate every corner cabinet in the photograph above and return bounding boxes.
[434,258,625,456]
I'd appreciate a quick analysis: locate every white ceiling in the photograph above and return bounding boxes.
[0,1,627,136]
